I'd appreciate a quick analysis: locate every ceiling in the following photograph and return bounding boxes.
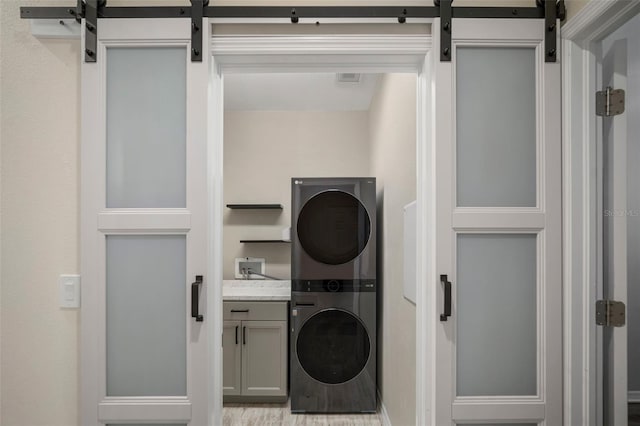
[224,73,381,111]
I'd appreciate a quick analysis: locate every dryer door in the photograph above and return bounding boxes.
[296,309,370,384]
[297,190,371,265]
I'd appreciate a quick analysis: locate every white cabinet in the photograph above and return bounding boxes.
[223,301,288,402]
[223,320,242,395]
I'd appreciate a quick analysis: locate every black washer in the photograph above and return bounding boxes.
[296,309,370,385]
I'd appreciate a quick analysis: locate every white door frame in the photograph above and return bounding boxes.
[206,25,434,425]
[562,2,640,425]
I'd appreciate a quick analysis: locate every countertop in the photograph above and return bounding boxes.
[222,280,291,301]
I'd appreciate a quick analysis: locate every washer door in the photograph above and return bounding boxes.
[297,190,371,265]
[296,309,370,384]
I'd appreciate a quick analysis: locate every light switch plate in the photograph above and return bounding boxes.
[59,274,80,309]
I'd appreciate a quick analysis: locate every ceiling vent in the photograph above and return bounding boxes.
[336,73,361,83]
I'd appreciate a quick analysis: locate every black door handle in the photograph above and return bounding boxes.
[235,325,238,345]
[243,326,246,345]
[191,275,204,322]
[440,274,451,321]
[230,309,249,313]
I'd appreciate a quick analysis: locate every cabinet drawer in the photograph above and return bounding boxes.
[223,301,287,321]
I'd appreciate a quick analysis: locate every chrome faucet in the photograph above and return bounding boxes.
[244,268,280,280]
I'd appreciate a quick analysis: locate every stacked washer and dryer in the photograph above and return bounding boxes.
[290,177,377,414]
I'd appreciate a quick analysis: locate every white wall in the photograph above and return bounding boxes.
[369,74,417,426]
[565,0,590,21]
[223,111,371,279]
[1,1,81,425]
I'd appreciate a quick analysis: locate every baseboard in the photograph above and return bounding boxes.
[223,395,287,404]
[377,389,392,426]
[630,391,640,403]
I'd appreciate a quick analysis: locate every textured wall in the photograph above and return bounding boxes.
[565,0,590,21]
[223,111,371,280]
[369,74,417,426]
[0,0,3,421]
[1,1,81,425]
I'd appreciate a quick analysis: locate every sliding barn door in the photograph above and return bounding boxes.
[433,18,562,425]
[80,19,210,426]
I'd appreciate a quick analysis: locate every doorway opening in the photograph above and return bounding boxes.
[598,10,640,426]
[219,70,419,424]
[563,2,640,424]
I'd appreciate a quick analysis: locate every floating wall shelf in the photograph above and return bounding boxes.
[227,204,283,210]
[228,203,287,243]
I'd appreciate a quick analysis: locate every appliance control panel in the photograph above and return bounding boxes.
[292,279,376,293]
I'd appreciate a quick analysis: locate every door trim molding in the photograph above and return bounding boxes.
[562,1,640,41]
[377,389,392,426]
[210,34,431,73]
[211,34,431,56]
[208,26,434,426]
[562,2,640,425]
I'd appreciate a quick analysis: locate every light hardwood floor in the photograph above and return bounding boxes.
[223,401,383,426]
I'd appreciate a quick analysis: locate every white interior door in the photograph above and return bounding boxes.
[433,18,562,425]
[598,12,640,425]
[80,19,210,426]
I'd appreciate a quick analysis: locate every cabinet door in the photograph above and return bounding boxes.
[241,321,287,396]
[223,321,241,396]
